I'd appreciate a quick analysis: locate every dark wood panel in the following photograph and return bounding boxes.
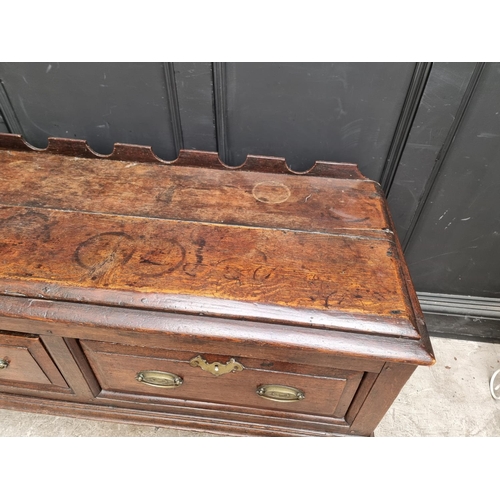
[0,331,68,389]
[404,63,500,297]
[0,62,178,159]
[0,345,51,385]
[0,119,8,134]
[173,62,217,152]
[379,62,432,192]
[220,62,416,177]
[41,336,96,400]
[0,80,23,134]
[387,62,476,241]
[0,116,8,134]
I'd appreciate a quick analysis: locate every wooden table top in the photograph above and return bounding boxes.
[0,134,426,344]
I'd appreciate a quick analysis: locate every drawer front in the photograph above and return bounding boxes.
[81,341,363,418]
[0,345,50,384]
[0,331,68,389]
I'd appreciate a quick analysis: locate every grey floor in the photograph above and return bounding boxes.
[0,336,499,437]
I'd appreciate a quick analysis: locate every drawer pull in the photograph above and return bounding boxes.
[0,359,9,369]
[256,384,305,402]
[136,370,183,388]
[189,355,244,377]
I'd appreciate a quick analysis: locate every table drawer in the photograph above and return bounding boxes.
[81,340,364,418]
[0,331,68,389]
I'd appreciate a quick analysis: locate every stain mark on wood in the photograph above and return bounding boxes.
[252,181,291,204]
[253,265,274,281]
[0,210,53,242]
[221,263,242,282]
[136,240,186,277]
[74,232,135,271]
[329,208,370,223]
[156,185,176,204]
[74,231,135,285]
[194,237,206,265]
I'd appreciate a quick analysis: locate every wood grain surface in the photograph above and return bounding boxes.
[0,206,415,333]
[0,150,387,233]
[0,142,420,338]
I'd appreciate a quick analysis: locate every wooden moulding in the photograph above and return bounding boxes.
[0,392,353,436]
[0,296,435,367]
[0,133,364,179]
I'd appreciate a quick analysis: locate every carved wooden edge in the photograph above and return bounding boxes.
[0,279,421,340]
[381,191,436,365]
[0,393,352,436]
[0,133,365,179]
[0,295,436,366]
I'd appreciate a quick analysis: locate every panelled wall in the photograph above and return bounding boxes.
[0,62,498,341]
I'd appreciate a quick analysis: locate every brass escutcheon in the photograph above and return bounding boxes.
[189,355,244,377]
[256,384,305,402]
[136,370,183,388]
[0,359,9,369]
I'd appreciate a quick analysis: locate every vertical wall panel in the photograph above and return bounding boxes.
[404,63,500,297]
[0,114,8,134]
[174,62,217,152]
[0,62,178,160]
[0,80,23,134]
[387,62,476,241]
[220,62,415,177]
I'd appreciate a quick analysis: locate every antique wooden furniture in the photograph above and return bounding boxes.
[0,133,434,436]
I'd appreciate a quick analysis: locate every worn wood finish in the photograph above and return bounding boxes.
[0,341,50,385]
[40,336,95,400]
[64,338,101,397]
[0,392,352,436]
[0,331,68,389]
[0,151,385,233]
[0,296,433,367]
[0,141,419,338]
[0,207,414,334]
[348,362,417,436]
[0,133,363,178]
[81,339,363,419]
[0,135,434,436]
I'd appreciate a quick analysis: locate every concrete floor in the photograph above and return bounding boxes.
[0,336,499,437]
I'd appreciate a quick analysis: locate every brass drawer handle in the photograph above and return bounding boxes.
[0,359,9,369]
[136,370,183,388]
[189,355,244,377]
[256,384,305,402]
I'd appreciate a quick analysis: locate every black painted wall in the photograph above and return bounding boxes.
[0,62,498,341]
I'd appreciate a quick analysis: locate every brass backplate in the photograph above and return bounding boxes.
[189,355,244,377]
